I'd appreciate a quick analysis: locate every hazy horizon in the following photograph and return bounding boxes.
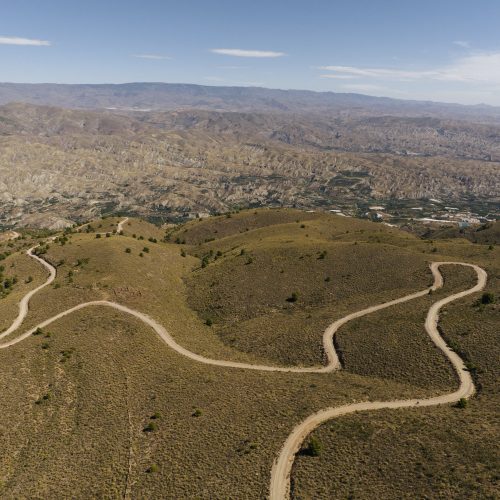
[2,0,500,105]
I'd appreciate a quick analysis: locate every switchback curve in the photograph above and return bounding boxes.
[0,225,487,499]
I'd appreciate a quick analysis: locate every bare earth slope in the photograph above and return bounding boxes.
[1,103,499,228]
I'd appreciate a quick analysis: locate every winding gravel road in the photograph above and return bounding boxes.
[0,222,487,499]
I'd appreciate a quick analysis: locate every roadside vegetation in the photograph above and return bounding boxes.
[0,210,497,498]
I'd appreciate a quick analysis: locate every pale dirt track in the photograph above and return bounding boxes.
[269,261,486,500]
[0,222,487,499]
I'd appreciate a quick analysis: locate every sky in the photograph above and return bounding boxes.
[1,0,500,105]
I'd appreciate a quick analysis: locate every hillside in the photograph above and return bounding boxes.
[0,209,497,498]
[1,103,498,229]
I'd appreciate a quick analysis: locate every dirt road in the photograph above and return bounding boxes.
[269,262,486,500]
[0,230,487,499]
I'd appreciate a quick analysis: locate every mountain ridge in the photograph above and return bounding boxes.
[1,82,500,123]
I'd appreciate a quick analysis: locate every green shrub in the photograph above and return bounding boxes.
[286,292,299,303]
[143,422,157,432]
[304,436,322,456]
[480,292,495,305]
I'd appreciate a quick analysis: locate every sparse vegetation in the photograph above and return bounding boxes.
[0,211,497,499]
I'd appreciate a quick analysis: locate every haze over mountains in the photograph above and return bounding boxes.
[2,82,500,122]
[0,83,499,229]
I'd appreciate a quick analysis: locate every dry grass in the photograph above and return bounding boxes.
[0,210,498,498]
[292,235,499,499]
[292,402,498,499]
[183,212,433,366]
[0,251,47,332]
[0,307,422,498]
[336,266,479,391]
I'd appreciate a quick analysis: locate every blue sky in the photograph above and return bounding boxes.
[1,0,500,105]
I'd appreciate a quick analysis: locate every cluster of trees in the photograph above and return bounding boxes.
[0,264,17,299]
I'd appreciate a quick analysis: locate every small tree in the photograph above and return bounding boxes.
[455,398,468,409]
[287,292,299,303]
[480,292,495,305]
[305,436,322,456]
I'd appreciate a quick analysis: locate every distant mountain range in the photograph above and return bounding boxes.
[1,82,500,123]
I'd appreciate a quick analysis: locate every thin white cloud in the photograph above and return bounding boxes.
[320,74,357,80]
[319,65,437,80]
[319,52,500,84]
[0,36,50,46]
[453,40,471,48]
[133,54,172,60]
[211,48,285,58]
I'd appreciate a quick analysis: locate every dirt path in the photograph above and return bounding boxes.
[75,216,129,234]
[269,261,486,500]
[0,245,56,340]
[117,217,129,233]
[0,229,487,499]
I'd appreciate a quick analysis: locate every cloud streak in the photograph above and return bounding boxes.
[319,52,500,84]
[211,48,285,58]
[133,54,172,60]
[0,36,50,46]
